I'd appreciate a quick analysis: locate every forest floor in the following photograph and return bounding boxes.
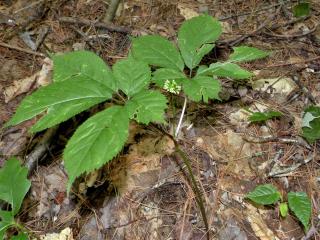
[0,0,320,239]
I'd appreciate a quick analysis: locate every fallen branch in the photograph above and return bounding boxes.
[0,41,45,57]
[58,17,130,34]
[269,154,313,177]
[264,24,318,39]
[218,1,289,21]
[222,6,282,46]
[243,134,312,150]
[69,25,96,49]
[265,56,320,68]
[103,0,121,23]
[25,126,58,174]
[291,75,317,105]
[269,16,309,30]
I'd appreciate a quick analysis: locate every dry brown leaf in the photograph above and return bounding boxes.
[39,227,73,240]
[177,3,199,20]
[246,204,280,240]
[4,57,52,103]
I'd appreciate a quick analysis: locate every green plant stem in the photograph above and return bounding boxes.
[170,94,176,135]
[175,70,192,138]
[175,145,210,240]
[152,124,210,240]
[175,97,187,137]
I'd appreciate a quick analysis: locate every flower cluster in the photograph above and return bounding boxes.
[163,79,182,94]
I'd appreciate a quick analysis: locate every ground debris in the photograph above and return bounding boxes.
[4,57,52,103]
[38,227,73,240]
[1,0,320,239]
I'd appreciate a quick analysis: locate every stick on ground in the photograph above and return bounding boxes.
[59,17,130,34]
[103,0,121,23]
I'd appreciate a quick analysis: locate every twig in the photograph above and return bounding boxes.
[0,41,45,57]
[302,226,318,240]
[291,75,317,104]
[264,24,318,39]
[35,26,50,50]
[259,149,283,175]
[58,17,130,34]
[269,154,313,177]
[102,216,160,230]
[25,126,58,174]
[224,6,282,46]
[103,0,121,23]
[265,56,320,68]
[269,16,309,30]
[218,1,290,21]
[175,97,187,138]
[13,0,45,14]
[70,26,95,49]
[243,134,312,150]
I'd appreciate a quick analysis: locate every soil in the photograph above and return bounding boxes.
[0,0,320,239]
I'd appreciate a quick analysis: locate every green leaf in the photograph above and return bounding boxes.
[288,192,311,229]
[229,46,270,62]
[302,106,320,143]
[183,76,221,103]
[280,202,289,217]
[125,90,168,124]
[191,43,215,67]
[11,232,28,240]
[178,15,222,69]
[64,106,129,192]
[30,51,117,132]
[152,68,186,88]
[302,112,320,128]
[5,79,112,132]
[248,111,282,123]
[293,2,310,17]
[53,51,117,91]
[198,62,253,79]
[246,184,281,205]
[0,158,31,215]
[113,58,151,97]
[196,65,209,76]
[0,210,15,239]
[132,35,184,71]
[31,100,105,133]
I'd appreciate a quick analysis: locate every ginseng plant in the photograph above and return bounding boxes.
[5,15,269,239]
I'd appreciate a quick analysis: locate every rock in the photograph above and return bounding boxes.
[252,77,296,96]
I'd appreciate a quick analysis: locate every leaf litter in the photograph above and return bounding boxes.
[1,0,320,239]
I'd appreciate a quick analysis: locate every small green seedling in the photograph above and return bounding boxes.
[0,158,30,239]
[246,184,312,230]
[302,105,320,143]
[5,15,269,192]
[247,110,282,123]
[293,2,310,17]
